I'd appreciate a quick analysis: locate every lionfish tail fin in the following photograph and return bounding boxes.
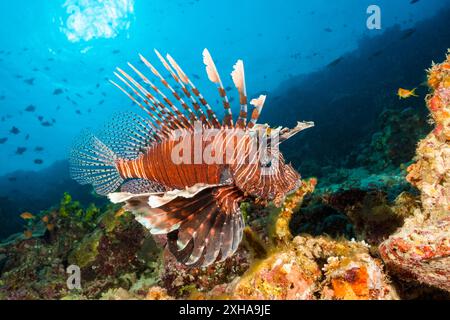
[69,132,124,195]
[112,184,245,267]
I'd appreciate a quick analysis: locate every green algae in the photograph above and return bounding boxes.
[68,229,103,268]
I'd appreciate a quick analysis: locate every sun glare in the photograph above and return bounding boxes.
[60,0,134,42]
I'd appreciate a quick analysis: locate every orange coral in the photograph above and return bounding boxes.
[331,266,370,299]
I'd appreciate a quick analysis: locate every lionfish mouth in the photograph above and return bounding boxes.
[69,49,314,267]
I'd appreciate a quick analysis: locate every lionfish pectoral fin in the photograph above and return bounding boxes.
[164,185,246,267]
[111,184,245,267]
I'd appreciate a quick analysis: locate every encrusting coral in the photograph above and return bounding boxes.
[380,50,450,293]
[191,180,397,300]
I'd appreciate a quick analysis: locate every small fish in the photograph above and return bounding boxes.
[24,230,33,239]
[37,115,44,122]
[10,126,20,134]
[42,215,49,223]
[371,50,383,58]
[25,134,30,140]
[410,0,420,4]
[327,57,343,67]
[397,88,418,99]
[290,52,301,60]
[0,137,7,144]
[53,88,63,95]
[16,147,27,155]
[8,176,17,182]
[41,121,52,127]
[20,212,35,220]
[401,28,416,40]
[25,105,36,112]
[324,27,333,32]
[46,224,54,231]
[34,159,43,164]
[35,146,44,152]
[24,78,35,85]
[112,49,120,54]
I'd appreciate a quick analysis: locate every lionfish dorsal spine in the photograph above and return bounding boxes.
[231,59,248,128]
[140,52,200,125]
[202,48,234,128]
[166,53,216,128]
[108,77,164,141]
[126,62,185,131]
[114,68,172,136]
[248,94,267,129]
[116,66,172,128]
[154,49,212,128]
[138,53,193,129]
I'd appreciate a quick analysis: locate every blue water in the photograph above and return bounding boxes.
[0,0,449,239]
[0,0,447,174]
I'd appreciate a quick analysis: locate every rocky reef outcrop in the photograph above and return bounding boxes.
[380,50,450,293]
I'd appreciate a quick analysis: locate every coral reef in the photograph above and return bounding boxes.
[191,180,397,300]
[1,52,450,299]
[352,107,429,172]
[195,237,396,300]
[322,189,419,245]
[380,50,450,293]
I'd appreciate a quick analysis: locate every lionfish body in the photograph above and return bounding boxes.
[70,49,314,267]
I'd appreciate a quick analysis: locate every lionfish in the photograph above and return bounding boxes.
[70,49,314,267]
